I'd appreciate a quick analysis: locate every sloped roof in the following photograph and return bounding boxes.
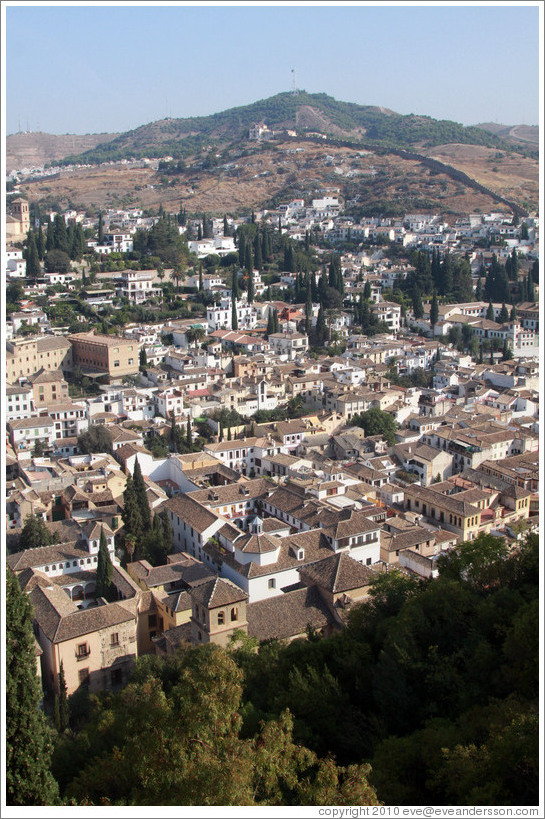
[298,552,376,593]
[190,577,247,609]
[247,586,335,642]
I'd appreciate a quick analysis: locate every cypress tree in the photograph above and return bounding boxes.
[25,233,41,281]
[57,661,69,732]
[96,527,113,600]
[509,305,517,321]
[132,457,151,531]
[227,425,232,441]
[486,302,495,321]
[247,267,255,303]
[498,303,509,324]
[161,508,173,554]
[475,277,483,300]
[186,417,192,449]
[219,420,223,442]
[232,268,240,300]
[36,227,46,260]
[52,213,68,253]
[122,474,143,538]
[6,569,59,805]
[98,211,104,244]
[197,224,202,241]
[244,243,253,275]
[231,298,238,331]
[46,218,54,252]
[266,309,274,338]
[430,290,439,333]
[198,263,203,292]
[305,293,312,335]
[316,305,327,346]
[253,233,262,271]
[527,273,535,302]
[223,215,229,236]
[238,233,246,268]
[273,308,279,334]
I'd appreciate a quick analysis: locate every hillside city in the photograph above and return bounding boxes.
[5,153,540,804]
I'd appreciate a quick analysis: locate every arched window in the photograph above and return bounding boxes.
[231,607,238,622]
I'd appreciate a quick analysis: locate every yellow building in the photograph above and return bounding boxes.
[403,484,481,541]
[6,336,72,383]
[67,331,140,380]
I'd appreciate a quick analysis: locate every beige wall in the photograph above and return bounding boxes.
[32,378,69,407]
[190,601,247,647]
[68,334,139,378]
[6,339,72,383]
[37,617,137,696]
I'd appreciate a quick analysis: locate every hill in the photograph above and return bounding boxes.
[54,91,534,166]
[473,122,539,146]
[6,131,120,173]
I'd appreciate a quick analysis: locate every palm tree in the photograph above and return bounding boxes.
[186,326,206,349]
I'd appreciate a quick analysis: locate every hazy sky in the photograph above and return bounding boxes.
[4,2,542,136]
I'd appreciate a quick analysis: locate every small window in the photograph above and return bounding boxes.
[110,633,119,646]
[76,643,88,658]
[217,611,224,625]
[231,607,238,622]
[268,579,276,589]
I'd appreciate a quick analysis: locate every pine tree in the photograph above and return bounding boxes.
[96,527,113,600]
[6,568,59,805]
[133,457,151,532]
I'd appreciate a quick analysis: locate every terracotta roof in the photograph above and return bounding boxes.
[234,532,281,555]
[164,494,219,534]
[247,586,335,642]
[298,552,376,593]
[190,577,247,608]
[30,585,136,643]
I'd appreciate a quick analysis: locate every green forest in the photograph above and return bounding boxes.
[7,532,538,807]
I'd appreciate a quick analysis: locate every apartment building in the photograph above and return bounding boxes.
[67,331,140,379]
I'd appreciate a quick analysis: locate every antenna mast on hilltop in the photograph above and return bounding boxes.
[291,68,299,95]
